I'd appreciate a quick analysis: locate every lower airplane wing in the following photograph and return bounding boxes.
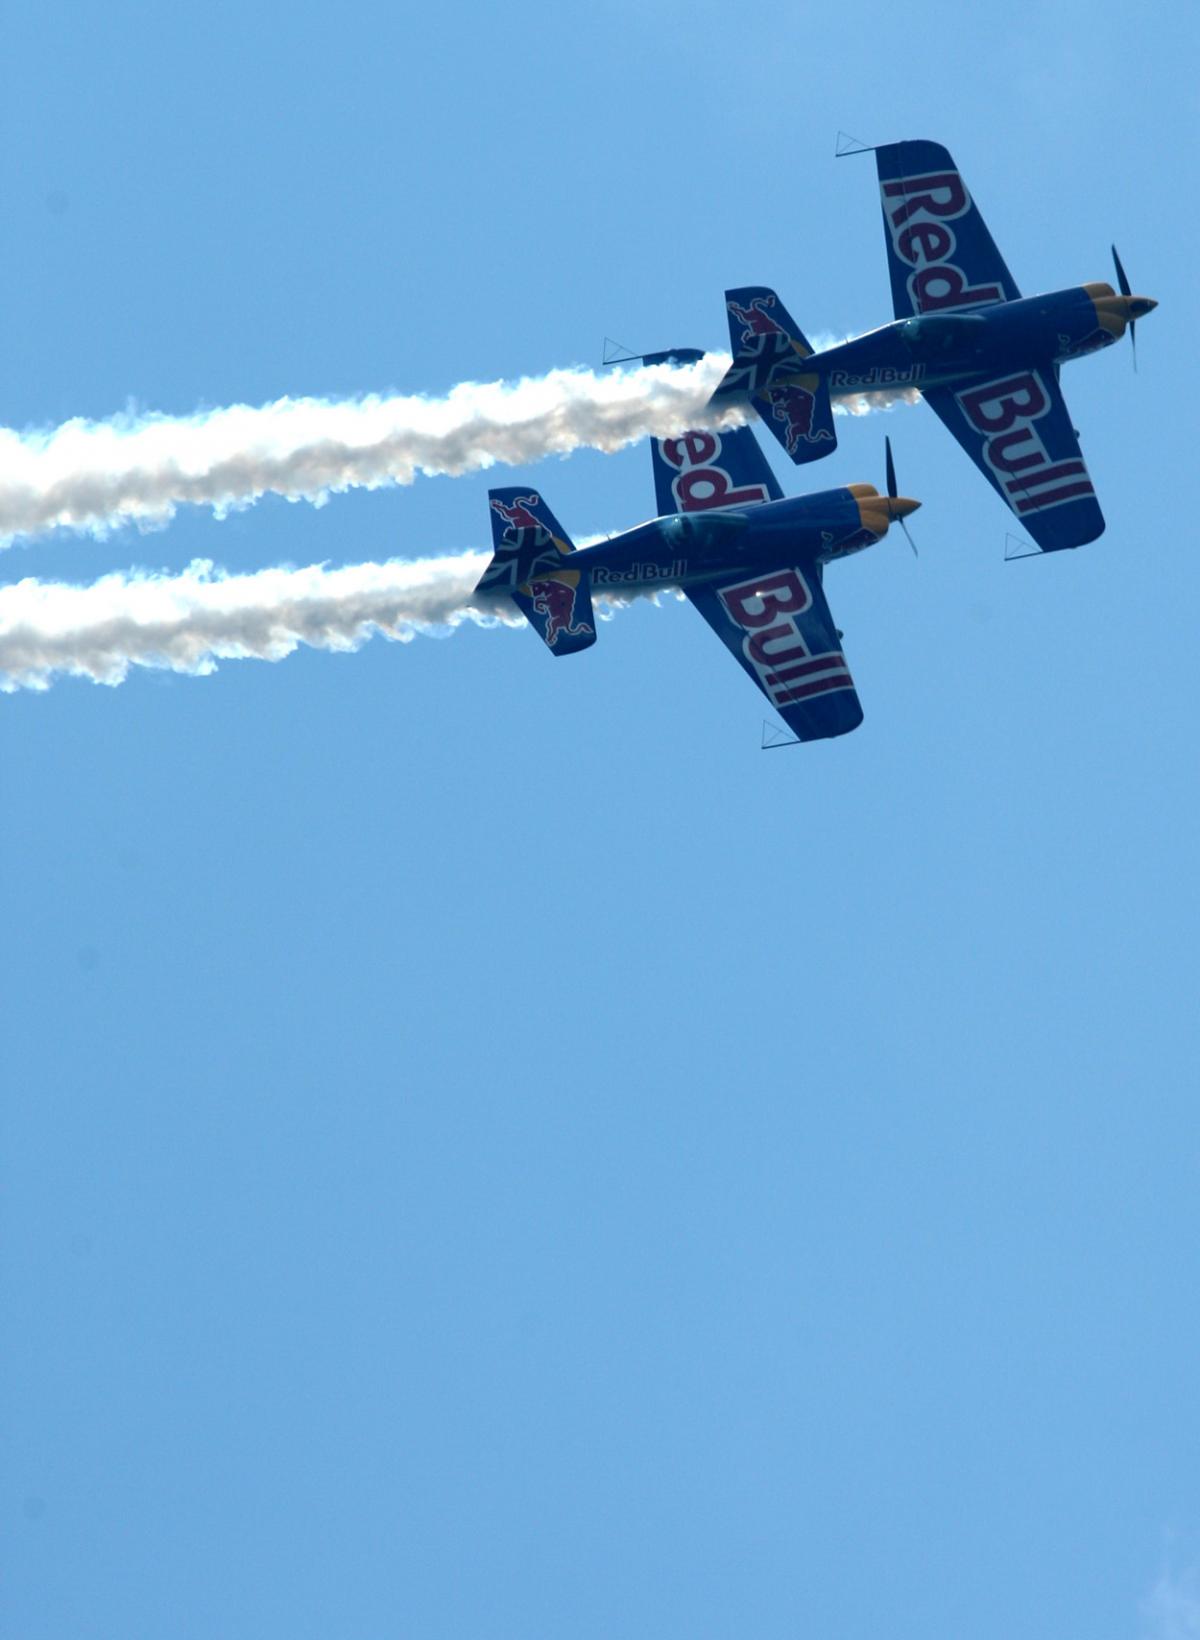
[923,365,1105,551]
[685,560,862,742]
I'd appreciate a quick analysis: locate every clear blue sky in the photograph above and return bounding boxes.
[2,3,1198,1637]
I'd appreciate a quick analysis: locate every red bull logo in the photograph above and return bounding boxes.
[764,384,833,455]
[728,295,786,345]
[829,364,924,390]
[526,576,593,647]
[490,493,545,536]
[881,169,1005,313]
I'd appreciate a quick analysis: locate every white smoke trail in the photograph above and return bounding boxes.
[0,544,663,692]
[0,360,729,544]
[0,358,916,545]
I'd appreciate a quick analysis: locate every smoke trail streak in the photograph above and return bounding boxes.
[0,358,916,545]
[0,544,658,692]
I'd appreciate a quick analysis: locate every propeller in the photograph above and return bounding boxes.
[885,435,918,556]
[1112,245,1139,372]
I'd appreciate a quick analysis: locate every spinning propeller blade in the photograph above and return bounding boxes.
[1111,244,1132,297]
[885,436,917,557]
[1112,244,1138,371]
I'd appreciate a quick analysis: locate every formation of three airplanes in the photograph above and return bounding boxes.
[474,139,1157,746]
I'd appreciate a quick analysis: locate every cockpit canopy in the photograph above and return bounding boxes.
[898,312,989,358]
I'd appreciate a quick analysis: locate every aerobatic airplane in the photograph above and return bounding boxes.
[475,350,919,745]
[710,139,1157,553]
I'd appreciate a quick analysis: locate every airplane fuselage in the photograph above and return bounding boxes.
[560,486,903,599]
[798,282,1135,397]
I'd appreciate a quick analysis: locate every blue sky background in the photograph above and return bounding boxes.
[2,2,1198,1636]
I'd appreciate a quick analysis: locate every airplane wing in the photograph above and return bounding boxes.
[923,365,1105,551]
[875,139,1020,320]
[650,422,782,516]
[685,560,863,742]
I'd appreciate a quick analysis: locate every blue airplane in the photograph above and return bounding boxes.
[474,349,919,744]
[709,139,1157,553]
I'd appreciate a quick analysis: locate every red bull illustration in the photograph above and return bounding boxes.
[479,488,597,650]
[525,576,594,648]
[727,295,787,344]
[489,494,548,539]
[709,286,834,462]
[765,384,835,456]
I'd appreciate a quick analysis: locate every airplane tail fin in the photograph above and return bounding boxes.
[478,488,596,656]
[723,285,816,360]
[710,285,837,467]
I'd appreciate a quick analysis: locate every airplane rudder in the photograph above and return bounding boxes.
[478,486,577,595]
[725,285,815,358]
[487,486,576,553]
